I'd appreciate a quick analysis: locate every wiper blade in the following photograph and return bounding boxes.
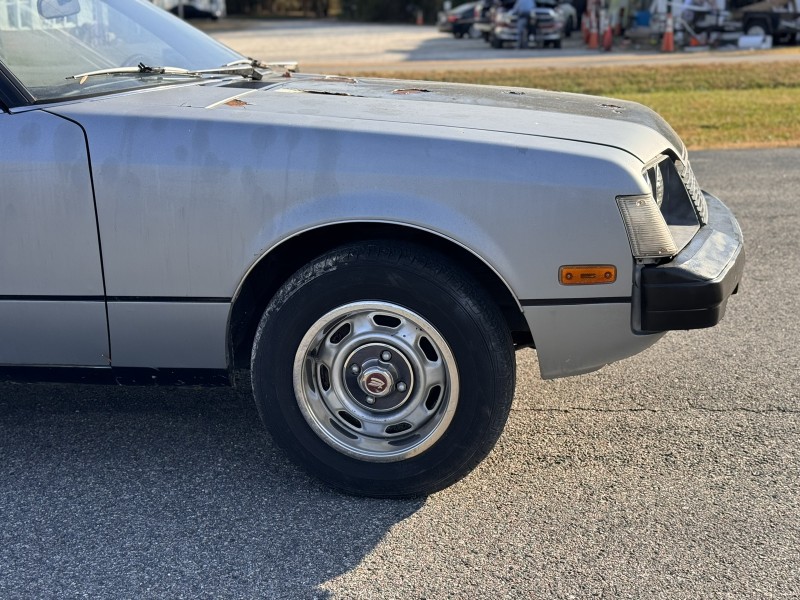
[226,58,299,74]
[68,62,262,84]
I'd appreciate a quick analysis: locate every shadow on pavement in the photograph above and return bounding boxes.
[0,380,423,598]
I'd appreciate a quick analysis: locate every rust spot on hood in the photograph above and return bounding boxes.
[392,88,431,95]
[225,98,249,107]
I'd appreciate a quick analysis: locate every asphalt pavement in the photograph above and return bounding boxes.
[1,148,798,598]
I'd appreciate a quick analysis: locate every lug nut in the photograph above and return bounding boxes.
[365,396,376,405]
[381,351,392,362]
[350,364,361,375]
[396,382,407,393]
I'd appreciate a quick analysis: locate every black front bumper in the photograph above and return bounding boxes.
[636,193,745,333]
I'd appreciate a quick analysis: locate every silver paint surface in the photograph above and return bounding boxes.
[0,111,109,365]
[524,304,664,379]
[0,301,109,366]
[8,74,686,376]
[106,302,229,369]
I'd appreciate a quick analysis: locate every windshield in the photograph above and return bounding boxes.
[0,0,245,103]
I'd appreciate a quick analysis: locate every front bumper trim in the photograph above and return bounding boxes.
[636,192,745,332]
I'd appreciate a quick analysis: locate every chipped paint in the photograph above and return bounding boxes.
[598,103,624,114]
[316,75,358,84]
[205,90,258,109]
[392,88,431,95]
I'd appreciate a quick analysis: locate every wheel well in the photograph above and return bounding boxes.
[744,15,773,34]
[227,223,532,369]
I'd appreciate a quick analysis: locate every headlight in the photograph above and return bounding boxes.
[616,194,678,260]
[643,155,667,207]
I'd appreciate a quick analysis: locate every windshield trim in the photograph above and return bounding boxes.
[2,76,228,112]
[0,61,35,109]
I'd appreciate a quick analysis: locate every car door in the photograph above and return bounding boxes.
[0,108,110,366]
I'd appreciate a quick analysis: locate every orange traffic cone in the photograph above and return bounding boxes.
[602,11,614,51]
[587,11,599,49]
[661,13,675,52]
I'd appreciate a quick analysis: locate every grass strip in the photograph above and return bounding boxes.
[359,62,800,149]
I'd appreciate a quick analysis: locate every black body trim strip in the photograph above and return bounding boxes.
[0,295,105,302]
[0,366,231,387]
[107,296,231,303]
[0,295,231,303]
[520,297,631,307]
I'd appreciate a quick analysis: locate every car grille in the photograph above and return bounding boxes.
[675,158,709,225]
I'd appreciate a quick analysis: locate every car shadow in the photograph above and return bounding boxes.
[0,378,424,598]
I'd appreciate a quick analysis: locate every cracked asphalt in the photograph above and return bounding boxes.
[1,149,798,598]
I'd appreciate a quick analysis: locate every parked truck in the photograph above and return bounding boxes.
[730,0,799,42]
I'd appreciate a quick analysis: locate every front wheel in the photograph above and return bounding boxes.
[251,242,515,497]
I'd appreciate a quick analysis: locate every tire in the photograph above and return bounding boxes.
[744,19,770,37]
[491,35,502,48]
[251,241,515,497]
[554,38,562,48]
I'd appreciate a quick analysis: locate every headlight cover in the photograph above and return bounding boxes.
[616,194,678,260]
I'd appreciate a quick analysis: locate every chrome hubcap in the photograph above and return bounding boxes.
[293,301,459,462]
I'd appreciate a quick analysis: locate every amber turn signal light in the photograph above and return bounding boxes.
[559,265,617,285]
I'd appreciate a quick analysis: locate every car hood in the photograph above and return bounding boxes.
[270,74,683,159]
[57,73,685,162]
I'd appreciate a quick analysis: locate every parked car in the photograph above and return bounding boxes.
[490,6,565,47]
[169,4,219,19]
[551,0,579,37]
[150,0,226,20]
[437,1,479,38]
[0,0,744,497]
[473,0,495,39]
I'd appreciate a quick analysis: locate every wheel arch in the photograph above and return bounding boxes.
[227,221,532,370]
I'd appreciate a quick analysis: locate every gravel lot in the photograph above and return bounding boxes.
[1,148,798,598]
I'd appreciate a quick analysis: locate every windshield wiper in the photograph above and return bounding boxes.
[68,62,262,84]
[227,58,299,74]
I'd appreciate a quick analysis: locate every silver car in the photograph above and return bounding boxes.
[0,0,744,497]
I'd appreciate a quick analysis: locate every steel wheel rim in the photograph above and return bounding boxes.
[293,301,459,462]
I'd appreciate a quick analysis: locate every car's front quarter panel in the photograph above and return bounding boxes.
[50,89,654,373]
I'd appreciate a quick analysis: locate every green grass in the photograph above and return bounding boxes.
[359,62,800,149]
